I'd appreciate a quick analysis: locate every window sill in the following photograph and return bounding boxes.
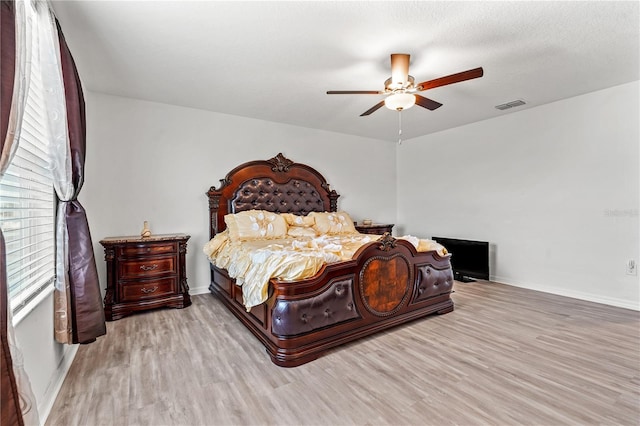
[12,285,55,326]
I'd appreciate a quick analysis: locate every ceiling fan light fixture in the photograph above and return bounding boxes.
[384,93,415,111]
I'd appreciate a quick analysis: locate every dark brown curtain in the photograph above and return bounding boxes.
[1,2,24,425]
[56,20,106,344]
[1,0,15,146]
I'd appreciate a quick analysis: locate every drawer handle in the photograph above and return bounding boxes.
[140,264,159,271]
[141,286,158,294]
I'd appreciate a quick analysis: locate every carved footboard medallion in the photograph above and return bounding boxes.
[359,254,412,316]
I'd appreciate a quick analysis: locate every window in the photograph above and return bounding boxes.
[0,4,55,315]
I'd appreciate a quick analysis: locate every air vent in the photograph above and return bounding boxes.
[495,99,526,110]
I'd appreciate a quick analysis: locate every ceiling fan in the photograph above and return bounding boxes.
[327,54,484,116]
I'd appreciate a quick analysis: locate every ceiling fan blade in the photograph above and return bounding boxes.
[327,90,382,95]
[415,95,443,111]
[416,67,484,91]
[360,100,385,116]
[390,53,410,87]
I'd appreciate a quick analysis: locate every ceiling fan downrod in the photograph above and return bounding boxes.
[398,110,403,145]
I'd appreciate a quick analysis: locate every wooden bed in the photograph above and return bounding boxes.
[206,153,454,367]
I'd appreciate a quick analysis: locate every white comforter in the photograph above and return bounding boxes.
[204,231,446,310]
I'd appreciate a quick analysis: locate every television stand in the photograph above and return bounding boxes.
[454,273,476,283]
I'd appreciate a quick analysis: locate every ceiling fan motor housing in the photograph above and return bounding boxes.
[384,76,415,93]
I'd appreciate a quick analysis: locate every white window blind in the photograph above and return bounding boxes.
[0,10,56,315]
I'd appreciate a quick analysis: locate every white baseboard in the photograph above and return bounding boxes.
[491,275,640,311]
[189,284,211,296]
[38,343,78,426]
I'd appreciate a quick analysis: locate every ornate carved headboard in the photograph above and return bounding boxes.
[207,153,340,238]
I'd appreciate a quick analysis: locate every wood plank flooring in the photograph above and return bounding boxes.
[45,281,640,425]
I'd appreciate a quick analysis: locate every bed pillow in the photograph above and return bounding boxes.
[287,226,317,237]
[280,213,315,228]
[225,210,288,241]
[309,211,358,235]
[417,239,448,256]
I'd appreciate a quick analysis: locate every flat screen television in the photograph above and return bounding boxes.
[432,237,489,282]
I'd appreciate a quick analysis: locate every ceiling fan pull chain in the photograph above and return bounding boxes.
[398,110,403,145]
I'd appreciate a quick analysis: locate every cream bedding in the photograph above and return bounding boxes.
[204,229,447,310]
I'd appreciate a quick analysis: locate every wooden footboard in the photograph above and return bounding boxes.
[209,234,454,367]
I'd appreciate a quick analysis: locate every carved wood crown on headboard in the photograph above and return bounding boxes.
[207,153,340,238]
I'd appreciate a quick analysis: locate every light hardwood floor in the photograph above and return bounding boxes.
[46,281,640,426]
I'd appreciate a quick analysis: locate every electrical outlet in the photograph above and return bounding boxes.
[627,259,637,276]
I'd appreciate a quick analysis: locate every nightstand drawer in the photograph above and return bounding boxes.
[119,243,175,257]
[120,277,177,302]
[119,256,176,278]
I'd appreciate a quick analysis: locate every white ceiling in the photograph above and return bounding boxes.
[50,1,639,143]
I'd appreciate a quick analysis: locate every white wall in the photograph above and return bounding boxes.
[13,291,77,423]
[80,92,398,295]
[397,81,639,310]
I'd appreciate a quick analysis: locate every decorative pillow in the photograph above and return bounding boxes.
[287,226,317,238]
[225,210,288,241]
[280,213,315,228]
[309,211,358,235]
[417,239,448,255]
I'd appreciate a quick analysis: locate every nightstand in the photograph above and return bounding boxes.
[355,223,394,235]
[100,234,191,321]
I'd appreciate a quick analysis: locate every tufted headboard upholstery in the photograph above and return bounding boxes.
[207,153,339,238]
[231,178,325,214]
